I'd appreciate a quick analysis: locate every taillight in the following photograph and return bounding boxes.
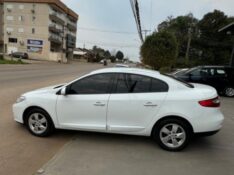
[199,97,220,107]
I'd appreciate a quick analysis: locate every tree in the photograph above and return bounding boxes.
[116,51,124,61]
[197,10,232,65]
[158,13,199,63]
[91,46,107,62]
[104,50,111,59]
[110,56,116,63]
[156,10,233,67]
[141,31,178,70]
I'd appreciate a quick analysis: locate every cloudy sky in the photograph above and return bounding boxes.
[61,0,234,61]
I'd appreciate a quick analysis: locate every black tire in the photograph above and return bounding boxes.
[25,108,54,137]
[152,118,192,151]
[224,87,234,97]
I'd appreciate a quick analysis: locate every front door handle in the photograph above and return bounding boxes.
[144,102,158,107]
[94,102,106,107]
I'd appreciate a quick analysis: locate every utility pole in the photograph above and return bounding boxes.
[61,25,67,64]
[142,30,151,40]
[231,43,234,67]
[185,27,192,65]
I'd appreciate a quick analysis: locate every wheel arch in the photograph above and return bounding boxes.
[151,115,194,137]
[23,106,55,127]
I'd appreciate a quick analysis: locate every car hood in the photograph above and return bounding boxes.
[23,84,65,96]
[192,83,217,99]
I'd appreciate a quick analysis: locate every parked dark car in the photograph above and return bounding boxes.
[175,66,234,97]
[10,52,29,59]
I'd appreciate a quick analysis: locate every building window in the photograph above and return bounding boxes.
[6,4,13,9]
[6,4,13,12]
[32,16,36,21]
[19,5,24,10]
[18,16,24,21]
[18,28,24,33]
[9,38,17,43]
[6,16,14,21]
[6,27,14,32]
[32,28,35,34]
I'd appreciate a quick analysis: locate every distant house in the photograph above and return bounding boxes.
[219,22,234,67]
[73,48,88,59]
[73,48,96,62]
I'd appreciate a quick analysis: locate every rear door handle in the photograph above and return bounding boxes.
[144,102,158,107]
[94,102,106,107]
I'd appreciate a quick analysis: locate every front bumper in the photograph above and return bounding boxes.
[12,102,27,124]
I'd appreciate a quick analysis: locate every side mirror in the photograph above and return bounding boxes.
[60,87,67,96]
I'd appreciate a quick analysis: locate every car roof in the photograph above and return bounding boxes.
[90,67,160,76]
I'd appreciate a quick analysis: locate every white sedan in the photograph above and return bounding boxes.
[13,68,224,151]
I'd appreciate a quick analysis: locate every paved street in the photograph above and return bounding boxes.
[0,62,104,175]
[37,97,234,175]
[0,62,234,175]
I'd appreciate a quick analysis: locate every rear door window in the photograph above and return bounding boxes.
[151,78,169,92]
[115,74,151,93]
[114,74,168,93]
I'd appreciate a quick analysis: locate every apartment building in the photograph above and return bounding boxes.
[0,0,78,62]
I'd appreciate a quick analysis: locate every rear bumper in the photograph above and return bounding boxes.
[192,110,224,133]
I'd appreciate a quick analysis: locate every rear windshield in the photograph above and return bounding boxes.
[163,74,194,88]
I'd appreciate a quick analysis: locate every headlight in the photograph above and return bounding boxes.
[16,96,26,103]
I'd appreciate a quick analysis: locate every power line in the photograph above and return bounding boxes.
[129,0,144,43]
[77,40,140,48]
[78,27,138,35]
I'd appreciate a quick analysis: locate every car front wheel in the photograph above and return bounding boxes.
[153,119,192,151]
[25,109,54,137]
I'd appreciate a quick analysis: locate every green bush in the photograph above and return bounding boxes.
[141,31,178,70]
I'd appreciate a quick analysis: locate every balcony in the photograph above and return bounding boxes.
[67,23,77,32]
[49,24,62,34]
[50,4,63,14]
[49,34,62,45]
[66,34,76,48]
[68,15,77,23]
[49,12,65,25]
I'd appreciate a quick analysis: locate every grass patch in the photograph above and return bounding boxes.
[0,58,26,64]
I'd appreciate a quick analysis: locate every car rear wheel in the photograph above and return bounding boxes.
[25,109,54,137]
[153,119,192,151]
[224,87,234,97]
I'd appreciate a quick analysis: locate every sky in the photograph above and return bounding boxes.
[61,0,234,61]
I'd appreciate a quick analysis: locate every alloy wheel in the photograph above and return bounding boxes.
[225,88,234,97]
[159,123,186,149]
[28,113,48,135]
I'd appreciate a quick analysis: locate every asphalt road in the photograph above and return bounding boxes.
[0,62,104,175]
[37,98,234,175]
[0,62,234,175]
